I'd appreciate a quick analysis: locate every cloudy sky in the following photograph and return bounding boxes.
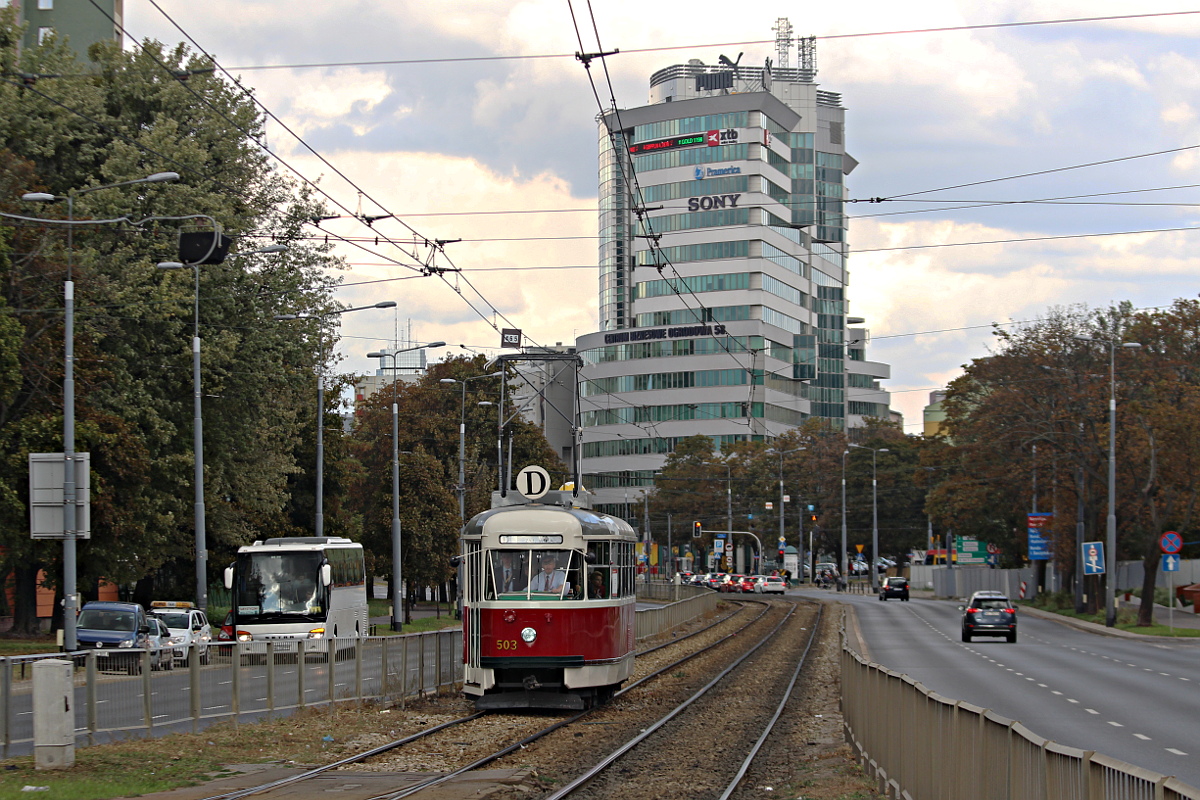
[124,1,1200,431]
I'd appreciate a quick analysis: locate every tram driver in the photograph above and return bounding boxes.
[529,552,568,594]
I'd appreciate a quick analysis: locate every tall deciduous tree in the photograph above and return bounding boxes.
[0,13,342,624]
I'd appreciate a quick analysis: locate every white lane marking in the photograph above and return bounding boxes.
[1167,748,1188,756]
[1108,721,1124,727]
[204,705,228,711]
[1159,672,1170,676]
[1086,709,1100,715]
[219,680,231,686]
[1037,683,1048,688]
[1134,734,1151,740]
[1067,699,1080,704]
[1025,677,1035,681]
[1052,691,1063,696]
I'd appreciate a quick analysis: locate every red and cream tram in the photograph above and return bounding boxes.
[460,492,638,710]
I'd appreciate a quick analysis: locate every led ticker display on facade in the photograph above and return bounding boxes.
[627,133,707,154]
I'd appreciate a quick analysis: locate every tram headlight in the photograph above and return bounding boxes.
[520,627,537,644]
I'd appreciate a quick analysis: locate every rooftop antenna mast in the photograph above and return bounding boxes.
[798,34,817,75]
[773,17,794,69]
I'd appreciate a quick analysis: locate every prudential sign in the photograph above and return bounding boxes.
[694,165,743,180]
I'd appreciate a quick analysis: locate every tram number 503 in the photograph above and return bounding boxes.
[495,639,520,651]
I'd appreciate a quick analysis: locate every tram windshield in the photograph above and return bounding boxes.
[488,549,585,600]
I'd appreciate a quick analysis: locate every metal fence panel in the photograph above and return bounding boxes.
[841,619,1200,800]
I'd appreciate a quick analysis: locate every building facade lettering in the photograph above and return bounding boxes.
[603,324,727,345]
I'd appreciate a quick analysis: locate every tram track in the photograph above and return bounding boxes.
[546,600,823,800]
[193,598,765,800]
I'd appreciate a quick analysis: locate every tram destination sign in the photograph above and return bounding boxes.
[604,324,727,345]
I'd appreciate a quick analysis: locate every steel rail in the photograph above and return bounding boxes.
[194,598,760,800]
[366,600,772,800]
[717,604,824,800]
[542,600,802,800]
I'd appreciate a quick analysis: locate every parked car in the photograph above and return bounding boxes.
[879,576,910,601]
[755,576,787,594]
[146,616,176,671]
[75,601,153,674]
[960,591,1017,643]
[150,601,212,666]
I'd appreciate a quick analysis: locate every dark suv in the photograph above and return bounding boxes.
[960,591,1017,642]
[879,576,909,601]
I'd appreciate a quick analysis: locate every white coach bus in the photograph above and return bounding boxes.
[223,536,368,647]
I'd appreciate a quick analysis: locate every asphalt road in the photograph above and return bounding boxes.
[811,589,1200,787]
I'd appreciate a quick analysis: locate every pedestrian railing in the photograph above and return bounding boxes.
[635,584,718,641]
[841,625,1200,799]
[1,591,722,756]
[0,630,461,758]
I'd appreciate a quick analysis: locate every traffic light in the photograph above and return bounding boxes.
[693,521,702,538]
[777,547,785,561]
[808,513,818,524]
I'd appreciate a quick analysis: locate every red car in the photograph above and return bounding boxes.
[738,575,759,593]
[719,574,745,593]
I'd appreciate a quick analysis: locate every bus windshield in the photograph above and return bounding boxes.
[234,551,325,622]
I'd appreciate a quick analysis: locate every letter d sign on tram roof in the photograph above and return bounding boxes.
[516,465,551,500]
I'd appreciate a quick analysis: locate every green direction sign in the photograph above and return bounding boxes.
[955,536,988,565]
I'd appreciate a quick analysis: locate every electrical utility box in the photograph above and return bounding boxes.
[33,658,75,769]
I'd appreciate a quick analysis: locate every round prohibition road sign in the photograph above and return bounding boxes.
[1161,531,1183,555]
[515,465,551,500]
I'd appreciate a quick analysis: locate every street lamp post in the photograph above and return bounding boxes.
[369,343,446,629]
[276,301,397,536]
[849,444,889,590]
[158,241,286,610]
[766,447,805,578]
[20,172,179,649]
[1075,335,1141,627]
[438,373,502,521]
[841,449,849,583]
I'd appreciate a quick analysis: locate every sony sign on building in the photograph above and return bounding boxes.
[576,22,892,516]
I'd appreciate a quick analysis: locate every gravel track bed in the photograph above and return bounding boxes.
[554,600,817,800]
[472,604,801,796]
[340,601,754,775]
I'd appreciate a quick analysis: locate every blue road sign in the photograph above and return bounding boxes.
[1163,553,1181,572]
[1028,530,1051,560]
[1083,541,1106,575]
[1161,532,1183,554]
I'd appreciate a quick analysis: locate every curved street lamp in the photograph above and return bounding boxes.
[1074,335,1142,627]
[157,239,287,610]
[439,372,503,521]
[19,172,179,649]
[848,444,889,589]
[369,342,446,628]
[276,301,397,536]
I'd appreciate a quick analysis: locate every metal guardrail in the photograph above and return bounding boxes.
[1,589,719,756]
[0,630,462,758]
[635,583,719,640]
[840,625,1200,799]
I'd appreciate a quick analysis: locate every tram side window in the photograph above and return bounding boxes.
[464,542,483,603]
[588,542,612,600]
